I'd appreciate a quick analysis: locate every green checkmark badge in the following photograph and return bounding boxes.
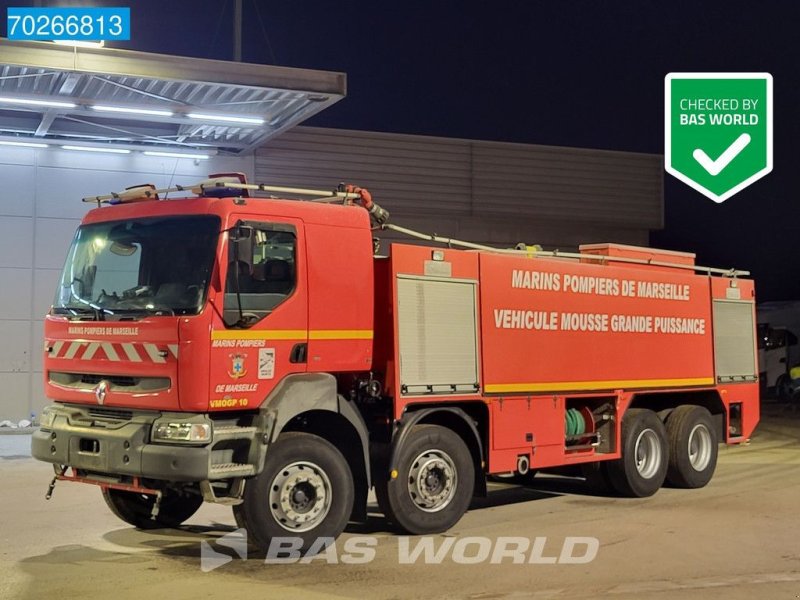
[665,73,773,203]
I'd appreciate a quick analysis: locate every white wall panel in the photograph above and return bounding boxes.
[0,373,31,420]
[0,217,33,269]
[30,320,44,374]
[0,269,33,320]
[0,163,35,217]
[33,269,61,319]
[0,146,40,166]
[34,218,80,270]
[0,320,31,373]
[36,168,139,220]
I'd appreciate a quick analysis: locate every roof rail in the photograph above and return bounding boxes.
[82,177,362,206]
[382,223,750,278]
[80,179,747,278]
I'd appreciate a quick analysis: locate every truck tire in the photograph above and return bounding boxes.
[664,405,718,488]
[605,409,668,497]
[376,425,474,534]
[102,488,203,529]
[238,432,354,553]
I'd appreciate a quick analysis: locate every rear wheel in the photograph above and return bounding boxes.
[237,432,354,553]
[665,405,718,488]
[376,425,474,534]
[102,488,203,529]
[606,409,668,497]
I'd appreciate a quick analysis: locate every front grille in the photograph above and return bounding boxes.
[86,407,135,421]
[49,371,170,393]
[81,374,137,387]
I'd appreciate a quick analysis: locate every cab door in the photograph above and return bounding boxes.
[208,217,307,411]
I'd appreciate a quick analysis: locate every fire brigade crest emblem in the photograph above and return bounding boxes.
[228,353,247,379]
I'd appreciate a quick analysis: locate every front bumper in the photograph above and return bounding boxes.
[32,404,215,482]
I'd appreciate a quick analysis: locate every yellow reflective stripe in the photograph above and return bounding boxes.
[212,330,306,340]
[211,329,373,341]
[309,330,373,340]
[484,377,715,394]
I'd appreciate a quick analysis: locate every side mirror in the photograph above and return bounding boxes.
[230,224,253,242]
[230,224,254,272]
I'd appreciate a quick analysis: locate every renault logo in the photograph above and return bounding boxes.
[95,380,109,405]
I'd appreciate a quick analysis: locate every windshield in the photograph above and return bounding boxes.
[53,215,220,319]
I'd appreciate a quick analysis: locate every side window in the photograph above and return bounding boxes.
[224,223,297,325]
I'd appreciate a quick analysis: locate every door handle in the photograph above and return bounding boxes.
[290,343,307,364]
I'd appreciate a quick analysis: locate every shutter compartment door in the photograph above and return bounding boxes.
[396,275,479,395]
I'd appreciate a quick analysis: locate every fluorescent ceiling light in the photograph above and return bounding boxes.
[93,105,174,117]
[143,151,211,159]
[62,145,131,154]
[0,97,76,109]
[0,140,48,148]
[186,112,265,125]
[53,40,105,48]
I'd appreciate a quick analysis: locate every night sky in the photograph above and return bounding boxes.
[2,1,798,300]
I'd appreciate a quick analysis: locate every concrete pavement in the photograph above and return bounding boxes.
[1,404,799,599]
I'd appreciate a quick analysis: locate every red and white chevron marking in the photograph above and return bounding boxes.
[47,340,179,363]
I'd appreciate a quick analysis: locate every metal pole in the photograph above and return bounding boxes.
[233,0,243,62]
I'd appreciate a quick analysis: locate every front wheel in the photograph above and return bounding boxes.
[376,425,475,534]
[102,487,203,529]
[236,432,354,553]
[605,409,668,497]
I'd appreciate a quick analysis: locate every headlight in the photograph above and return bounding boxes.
[152,422,212,443]
[39,407,57,429]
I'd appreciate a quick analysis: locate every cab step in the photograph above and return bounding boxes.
[209,462,256,478]
[213,426,258,440]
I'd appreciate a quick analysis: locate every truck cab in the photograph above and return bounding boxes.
[33,180,376,546]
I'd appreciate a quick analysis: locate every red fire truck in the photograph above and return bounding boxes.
[33,175,760,551]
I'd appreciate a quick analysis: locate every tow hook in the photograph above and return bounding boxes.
[150,490,164,520]
[45,465,67,500]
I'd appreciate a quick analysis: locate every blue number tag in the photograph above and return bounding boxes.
[7,7,131,41]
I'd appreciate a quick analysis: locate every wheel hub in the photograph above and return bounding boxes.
[269,461,332,532]
[687,423,712,471]
[290,481,315,512]
[633,428,662,479]
[408,449,457,513]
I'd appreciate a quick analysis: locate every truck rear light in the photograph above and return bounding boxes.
[152,422,211,444]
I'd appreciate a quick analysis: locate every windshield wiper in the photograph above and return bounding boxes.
[53,305,112,321]
[114,306,176,318]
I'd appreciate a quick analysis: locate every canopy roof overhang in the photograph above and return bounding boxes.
[0,40,346,155]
